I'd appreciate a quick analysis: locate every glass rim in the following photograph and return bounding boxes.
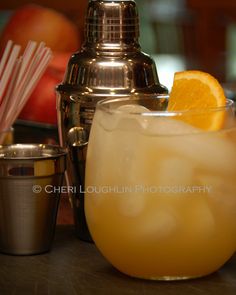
[97,95,235,117]
[0,144,67,160]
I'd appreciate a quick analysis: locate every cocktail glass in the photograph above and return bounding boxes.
[85,95,236,280]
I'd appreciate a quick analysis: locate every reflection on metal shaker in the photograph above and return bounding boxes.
[56,0,167,241]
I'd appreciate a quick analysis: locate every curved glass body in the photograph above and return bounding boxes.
[85,96,236,280]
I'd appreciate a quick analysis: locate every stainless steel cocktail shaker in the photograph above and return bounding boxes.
[56,0,167,241]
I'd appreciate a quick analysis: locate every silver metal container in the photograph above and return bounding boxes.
[56,0,167,241]
[0,144,67,255]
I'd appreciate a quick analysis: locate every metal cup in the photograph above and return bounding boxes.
[0,144,67,255]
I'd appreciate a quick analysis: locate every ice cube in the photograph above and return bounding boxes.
[95,109,119,131]
[198,174,236,214]
[138,207,178,239]
[187,198,215,237]
[157,157,194,187]
[174,133,236,174]
[116,105,150,131]
[146,117,236,174]
[98,105,150,132]
[118,193,146,217]
[90,107,140,169]
[145,117,201,136]
[116,104,150,114]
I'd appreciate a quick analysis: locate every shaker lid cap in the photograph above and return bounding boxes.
[86,0,139,41]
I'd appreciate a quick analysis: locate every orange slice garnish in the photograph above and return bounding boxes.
[168,70,226,130]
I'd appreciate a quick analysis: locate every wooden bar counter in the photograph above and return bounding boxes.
[0,225,235,295]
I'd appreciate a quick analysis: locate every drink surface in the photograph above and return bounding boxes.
[85,104,236,279]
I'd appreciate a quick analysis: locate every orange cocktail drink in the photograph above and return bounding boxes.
[85,71,236,280]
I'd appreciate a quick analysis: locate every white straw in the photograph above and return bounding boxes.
[5,51,52,127]
[22,51,52,103]
[0,40,13,79]
[0,45,21,104]
[0,40,53,134]
[0,57,22,126]
[15,41,37,89]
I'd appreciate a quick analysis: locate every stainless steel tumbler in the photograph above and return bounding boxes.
[0,144,67,255]
[57,0,167,241]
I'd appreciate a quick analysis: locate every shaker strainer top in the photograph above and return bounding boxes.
[85,0,139,44]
